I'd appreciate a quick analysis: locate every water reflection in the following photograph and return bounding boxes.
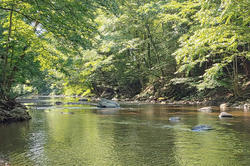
[0,100,250,165]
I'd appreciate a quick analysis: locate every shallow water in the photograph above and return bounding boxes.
[1,97,250,166]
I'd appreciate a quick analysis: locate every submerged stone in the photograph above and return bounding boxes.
[169,117,181,121]
[191,124,213,132]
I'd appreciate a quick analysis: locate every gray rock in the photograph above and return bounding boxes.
[198,107,212,113]
[220,103,229,111]
[97,98,120,108]
[191,125,213,131]
[219,112,233,118]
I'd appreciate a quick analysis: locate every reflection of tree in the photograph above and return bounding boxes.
[45,108,121,165]
[0,121,34,165]
[109,105,179,166]
[2,104,250,166]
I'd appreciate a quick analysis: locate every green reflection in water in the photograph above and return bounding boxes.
[0,101,250,166]
[173,113,250,166]
[43,109,119,165]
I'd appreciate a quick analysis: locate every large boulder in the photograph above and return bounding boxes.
[97,98,120,108]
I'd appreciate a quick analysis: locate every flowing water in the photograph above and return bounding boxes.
[1,96,250,166]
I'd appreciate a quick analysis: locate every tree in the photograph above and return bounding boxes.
[174,0,249,97]
[80,0,183,98]
[0,0,113,100]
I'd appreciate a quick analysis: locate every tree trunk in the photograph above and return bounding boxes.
[1,6,14,100]
[233,55,240,97]
[145,24,164,76]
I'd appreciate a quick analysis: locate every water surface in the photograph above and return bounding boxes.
[1,97,250,166]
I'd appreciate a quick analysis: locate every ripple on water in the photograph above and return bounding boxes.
[1,99,250,166]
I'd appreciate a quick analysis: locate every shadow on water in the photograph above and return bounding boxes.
[1,97,250,165]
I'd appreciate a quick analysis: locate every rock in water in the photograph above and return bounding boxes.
[97,98,120,108]
[169,117,181,121]
[0,106,31,123]
[220,103,229,111]
[55,101,63,105]
[198,107,212,113]
[219,112,233,118]
[191,125,213,132]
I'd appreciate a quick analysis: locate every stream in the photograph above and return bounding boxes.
[0,96,250,166]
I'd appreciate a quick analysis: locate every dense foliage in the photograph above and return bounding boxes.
[0,0,112,99]
[0,0,249,102]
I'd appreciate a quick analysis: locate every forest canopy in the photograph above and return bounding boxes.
[0,0,249,102]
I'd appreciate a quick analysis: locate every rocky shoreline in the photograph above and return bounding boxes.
[1,96,249,124]
[26,95,250,110]
[114,97,250,110]
[0,100,31,123]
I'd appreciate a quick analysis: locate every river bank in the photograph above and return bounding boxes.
[0,100,31,123]
[17,95,250,109]
[0,95,249,123]
[115,98,250,112]
[125,97,250,108]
